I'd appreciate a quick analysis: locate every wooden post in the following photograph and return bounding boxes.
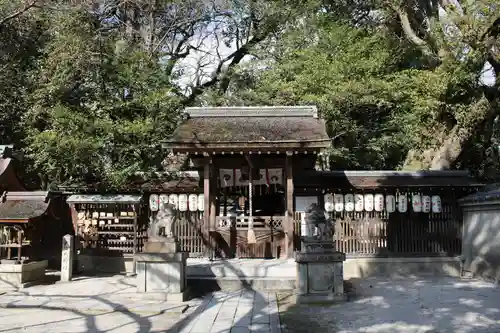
[209,162,217,231]
[203,159,210,257]
[132,204,138,275]
[285,152,294,258]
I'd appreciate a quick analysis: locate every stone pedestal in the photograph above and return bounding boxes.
[134,238,189,302]
[295,202,346,303]
[295,250,346,303]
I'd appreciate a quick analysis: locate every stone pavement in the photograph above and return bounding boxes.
[0,275,281,333]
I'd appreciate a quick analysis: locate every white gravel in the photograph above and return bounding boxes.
[280,276,500,333]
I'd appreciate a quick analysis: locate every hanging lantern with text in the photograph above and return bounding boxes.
[197,194,204,212]
[324,193,334,212]
[344,194,354,212]
[412,194,422,213]
[398,194,408,213]
[188,194,198,212]
[149,194,159,211]
[178,194,188,212]
[431,195,442,213]
[374,194,384,212]
[168,194,179,210]
[334,194,344,212]
[364,194,374,212]
[385,195,396,213]
[422,195,431,213]
[354,194,364,212]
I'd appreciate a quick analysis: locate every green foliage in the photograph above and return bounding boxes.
[22,9,182,189]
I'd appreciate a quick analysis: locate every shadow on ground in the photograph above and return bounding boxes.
[278,276,500,333]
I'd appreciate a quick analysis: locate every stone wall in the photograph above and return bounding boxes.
[459,187,500,283]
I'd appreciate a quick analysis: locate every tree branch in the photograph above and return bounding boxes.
[393,6,435,58]
[0,0,39,25]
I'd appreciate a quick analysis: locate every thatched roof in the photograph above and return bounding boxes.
[163,106,331,153]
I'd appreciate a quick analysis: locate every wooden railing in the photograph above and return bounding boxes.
[216,216,285,230]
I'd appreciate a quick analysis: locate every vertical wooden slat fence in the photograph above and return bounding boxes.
[293,188,466,257]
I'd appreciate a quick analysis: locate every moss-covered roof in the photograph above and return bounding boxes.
[164,106,330,152]
[0,191,50,221]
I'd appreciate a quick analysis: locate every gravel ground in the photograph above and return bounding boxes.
[278,276,500,333]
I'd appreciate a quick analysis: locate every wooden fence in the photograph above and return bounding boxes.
[145,189,466,259]
[293,193,463,257]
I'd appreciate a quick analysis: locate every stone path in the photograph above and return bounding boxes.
[0,275,281,333]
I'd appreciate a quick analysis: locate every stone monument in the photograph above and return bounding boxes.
[60,234,74,282]
[135,202,189,301]
[295,203,346,303]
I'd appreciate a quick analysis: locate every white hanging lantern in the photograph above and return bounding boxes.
[168,194,179,210]
[385,195,396,213]
[422,195,431,213]
[188,194,198,211]
[412,194,422,212]
[431,195,442,213]
[374,194,384,212]
[149,194,159,211]
[159,194,169,209]
[398,194,408,213]
[197,194,205,212]
[178,194,188,212]
[354,194,364,212]
[364,194,374,212]
[334,194,344,212]
[324,193,334,212]
[344,194,354,212]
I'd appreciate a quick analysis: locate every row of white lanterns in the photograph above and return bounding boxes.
[149,194,204,212]
[324,193,442,213]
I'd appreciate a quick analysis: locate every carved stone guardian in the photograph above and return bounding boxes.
[295,203,346,303]
[135,201,189,301]
[145,202,179,253]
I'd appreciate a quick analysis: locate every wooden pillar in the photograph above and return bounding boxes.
[285,151,294,258]
[209,162,217,232]
[203,159,211,257]
[203,160,210,231]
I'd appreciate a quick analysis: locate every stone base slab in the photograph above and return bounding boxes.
[135,253,188,301]
[0,260,48,290]
[295,293,347,304]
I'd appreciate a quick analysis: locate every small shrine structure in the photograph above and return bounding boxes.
[163,106,331,258]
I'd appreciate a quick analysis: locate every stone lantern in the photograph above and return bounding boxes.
[295,203,346,303]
